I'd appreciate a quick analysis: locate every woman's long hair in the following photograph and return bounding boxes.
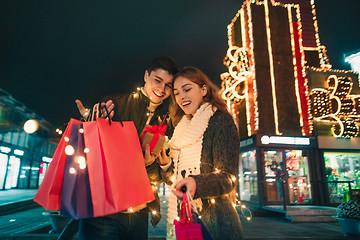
[170,66,229,125]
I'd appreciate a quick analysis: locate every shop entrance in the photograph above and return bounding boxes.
[263,149,312,205]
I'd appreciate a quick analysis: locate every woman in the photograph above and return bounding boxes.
[166,66,243,240]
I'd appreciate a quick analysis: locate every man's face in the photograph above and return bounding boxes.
[143,68,174,104]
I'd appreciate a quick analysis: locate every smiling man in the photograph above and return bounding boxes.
[76,56,179,240]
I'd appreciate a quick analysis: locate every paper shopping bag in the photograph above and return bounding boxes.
[34,118,82,210]
[174,193,204,240]
[83,118,155,216]
[60,122,94,219]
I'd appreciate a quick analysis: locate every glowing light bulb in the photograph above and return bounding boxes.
[129,208,134,212]
[58,130,63,135]
[247,217,251,221]
[79,163,86,170]
[79,128,84,133]
[84,148,89,153]
[152,211,157,215]
[77,156,86,165]
[24,119,39,134]
[69,167,76,174]
[64,137,70,142]
[65,145,75,155]
[211,199,215,204]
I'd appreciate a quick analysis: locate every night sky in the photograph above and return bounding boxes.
[1,0,359,128]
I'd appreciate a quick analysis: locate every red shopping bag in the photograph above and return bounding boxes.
[83,118,155,217]
[34,118,82,210]
[174,193,204,240]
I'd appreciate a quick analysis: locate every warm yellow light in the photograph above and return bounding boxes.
[65,145,75,155]
[69,167,76,174]
[152,211,157,215]
[79,163,86,170]
[64,137,70,142]
[84,148,89,153]
[129,208,134,212]
[24,119,39,134]
[77,156,86,165]
[211,199,215,204]
[79,128,84,133]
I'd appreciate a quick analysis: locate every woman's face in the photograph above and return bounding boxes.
[173,76,207,115]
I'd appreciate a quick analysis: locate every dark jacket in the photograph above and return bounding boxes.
[102,89,173,226]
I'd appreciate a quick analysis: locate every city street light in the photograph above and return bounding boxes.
[23,119,39,134]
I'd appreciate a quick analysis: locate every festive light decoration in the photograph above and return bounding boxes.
[221,0,360,139]
[310,74,360,138]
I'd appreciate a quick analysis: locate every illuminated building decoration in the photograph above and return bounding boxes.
[221,0,360,139]
[310,75,360,138]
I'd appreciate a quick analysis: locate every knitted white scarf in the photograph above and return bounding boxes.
[167,103,216,226]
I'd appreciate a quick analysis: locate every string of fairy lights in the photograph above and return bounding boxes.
[60,125,253,220]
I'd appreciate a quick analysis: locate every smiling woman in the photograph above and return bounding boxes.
[165,66,243,240]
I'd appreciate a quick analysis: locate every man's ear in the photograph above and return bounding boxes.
[144,70,149,83]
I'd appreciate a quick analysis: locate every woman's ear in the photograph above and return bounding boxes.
[202,85,208,97]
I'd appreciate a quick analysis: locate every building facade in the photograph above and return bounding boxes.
[221,0,360,208]
[0,88,57,190]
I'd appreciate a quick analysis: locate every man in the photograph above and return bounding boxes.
[76,56,179,239]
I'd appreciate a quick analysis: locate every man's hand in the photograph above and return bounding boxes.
[100,100,115,120]
[75,99,89,118]
[156,147,170,166]
[144,144,157,166]
[171,177,196,199]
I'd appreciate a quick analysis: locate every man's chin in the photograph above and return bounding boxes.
[149,97,164,104]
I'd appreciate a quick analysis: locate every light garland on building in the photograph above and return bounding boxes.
[310,74,360,138]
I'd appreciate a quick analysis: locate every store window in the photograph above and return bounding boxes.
[239,150,258,202]
[324,152,360,204]
[29,160,40,188]
[0,153,8,189]
[4,156,20,189]
[18,159,31,188]
[38,161,49,186]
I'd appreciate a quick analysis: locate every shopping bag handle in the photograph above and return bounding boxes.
[181,192,193,224]
[98,102,113,126]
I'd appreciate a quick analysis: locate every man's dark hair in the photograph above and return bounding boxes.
[147,56,179,76]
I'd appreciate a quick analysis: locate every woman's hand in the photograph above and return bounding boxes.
[172,177,196,199]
